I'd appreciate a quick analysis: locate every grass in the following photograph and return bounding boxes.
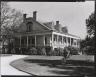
[10,55,94,76]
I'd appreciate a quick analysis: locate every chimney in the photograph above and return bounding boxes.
[55,21,62,32]
[23,14,27,21]
[56,21,59,25]
[62,27,68,33]
[33,11,37,20]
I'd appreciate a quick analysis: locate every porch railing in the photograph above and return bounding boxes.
[14,43,52,47]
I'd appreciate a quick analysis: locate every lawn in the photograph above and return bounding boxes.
[10,55,94,76]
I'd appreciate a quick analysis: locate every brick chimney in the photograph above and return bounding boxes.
[23,14,27,21]
[55,21,62,32]
[33,11,37,20]
[56,21,59,25]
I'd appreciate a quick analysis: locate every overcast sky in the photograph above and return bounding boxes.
[8,1,95,39]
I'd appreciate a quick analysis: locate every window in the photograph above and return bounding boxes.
[28,38,31,44]
[27,22,33,32]
[32,38,35,44]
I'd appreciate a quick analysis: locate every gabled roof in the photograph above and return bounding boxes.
[27,17,51,30]
[17,17,52,32]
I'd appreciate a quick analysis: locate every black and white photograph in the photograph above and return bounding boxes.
[0,0,95,77]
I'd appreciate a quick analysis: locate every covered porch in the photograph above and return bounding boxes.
[14,34,52,48]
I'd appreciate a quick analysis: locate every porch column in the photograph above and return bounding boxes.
[20,36,21,47]
[66,37,68,46]
[35,35,36,47]
[76,39,78,48]
[27,36,28,47]
[43,35,45,46]
[78,40,80,48]
[62,36,63,45]
[52,34,54,47]
[57,35,59,44]
[70,38,71,46]
[73,39,74,47]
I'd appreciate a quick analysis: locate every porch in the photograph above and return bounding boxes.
[14,34,52,48]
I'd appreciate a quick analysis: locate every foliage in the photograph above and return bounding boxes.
[52,48,64,56]
[80,12,95,55]
[29,47,37,55]
[80,36,95,55]
[67,46,80,55]
[86,12,95,38]
[1,2,23,43]
[36,47,43,55]
[1,2,23,53]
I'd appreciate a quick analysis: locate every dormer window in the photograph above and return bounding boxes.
[27,22,33,32]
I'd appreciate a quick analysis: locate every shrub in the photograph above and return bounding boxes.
[29,47,37,55]
[51,50,57,56]
[52,48,64,56]
[59,48,64,56]
[82,46,95,55]
[63,46,70,58]
[41,47,46,55]
[64,46,80,55]
[36,47,42,55]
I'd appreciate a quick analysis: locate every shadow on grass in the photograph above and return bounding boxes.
[24,59,94,77]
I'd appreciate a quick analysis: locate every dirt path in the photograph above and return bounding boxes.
[0,55,31,75]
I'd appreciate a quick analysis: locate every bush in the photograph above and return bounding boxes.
[29,47,37,55]
[59,48,64,56]
[51,50,57,56]
[82,46,95,55]
[36,47,42,55]
[41,47,46,55]
[65,46,80,55]
[52,48,64,56]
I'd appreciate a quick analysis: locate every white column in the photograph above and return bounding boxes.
[35,35,36,47]
[70,38,71,46]
[52,34,54,47]
[76,39,77,48]
[20,36,21,47]
[66,37,68,46]
[43,35,45,46]
[27,36,28,47]
[62,36,63,44]
[73,39,74,47]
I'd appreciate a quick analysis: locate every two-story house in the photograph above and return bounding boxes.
[14,11,80,55]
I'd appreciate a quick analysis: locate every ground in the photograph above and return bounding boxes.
[9,54,94,76]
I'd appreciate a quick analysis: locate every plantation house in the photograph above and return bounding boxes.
[14,11,80,55]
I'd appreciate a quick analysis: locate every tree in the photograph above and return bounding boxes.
[1,2,23,53]
[86,12,95,38]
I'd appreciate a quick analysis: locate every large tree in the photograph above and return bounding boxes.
[80,12,95,54]
[1,2,23,39]
[1,2,23,53]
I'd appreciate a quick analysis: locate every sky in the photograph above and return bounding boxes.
[8,1,95,39]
